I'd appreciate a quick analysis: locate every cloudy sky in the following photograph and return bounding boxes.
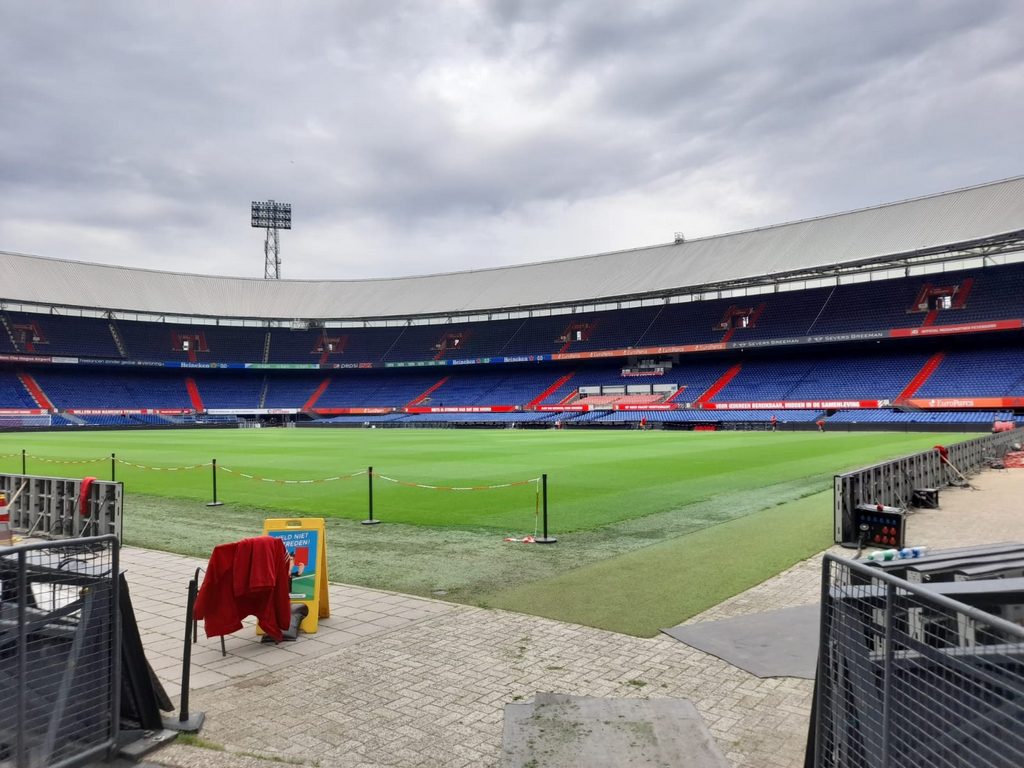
[1,0,1021,281]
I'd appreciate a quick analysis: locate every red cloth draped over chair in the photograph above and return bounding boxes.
[194,535,291,642]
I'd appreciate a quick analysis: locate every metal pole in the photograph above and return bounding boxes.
[206,459,223,507]
[16,550,27,766]
[109,542,122,752]
[167,573,205,732]
[880,583,895,768]
[543,474,548,539]
[811,554,833,767]
[362,465,379,525]
[21,448,26,475]
[536,473,557,543]
[111,453,116,482]
[181,579,195,722]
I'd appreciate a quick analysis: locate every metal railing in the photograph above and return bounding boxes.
[812,553,1024,768]
[0,536,120,768]
[833,431,1018,543]
[0,474,123,543]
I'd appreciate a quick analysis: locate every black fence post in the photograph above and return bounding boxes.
[536,473,557,543]
[167,571,205,732]
[206,459,223,507]
[16,550,27,765]
[21,448,26,475]
[362,465,380,525]
[111,453,116,482]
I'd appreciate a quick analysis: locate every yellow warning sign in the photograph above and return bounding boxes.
[262,517,330,633]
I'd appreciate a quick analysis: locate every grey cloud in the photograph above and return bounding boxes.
[0,1,1021,281]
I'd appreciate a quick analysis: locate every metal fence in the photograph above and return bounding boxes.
[0,536,120,768]
[833,430,1019,544]
[0,474,122,543]
[812,554,1024,768]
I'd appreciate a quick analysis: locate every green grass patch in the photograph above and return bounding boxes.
[483,489,833,636]
[6,429,960,531]
[176,733,225,751]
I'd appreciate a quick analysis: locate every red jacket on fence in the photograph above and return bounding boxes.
[194,536,291,642]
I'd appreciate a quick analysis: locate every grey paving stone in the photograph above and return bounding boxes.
[502,693,728,768]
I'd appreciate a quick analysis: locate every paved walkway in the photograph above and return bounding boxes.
[135,468,1024,768]
[126,549,458,696]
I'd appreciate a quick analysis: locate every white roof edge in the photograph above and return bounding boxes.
[3,176,1024,319]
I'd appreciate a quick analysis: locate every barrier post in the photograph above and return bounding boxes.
[21,449,26,475]
[111,453,116,482]
[536,473,557,543]
[206,459,224,507]
[362,465,379,525]
[166,570,205,732]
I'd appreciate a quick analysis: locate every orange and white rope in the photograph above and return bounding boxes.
[217,466,367,485]
[373,472,541,492]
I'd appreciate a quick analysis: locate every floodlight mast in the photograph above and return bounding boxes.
[250,200,292,279]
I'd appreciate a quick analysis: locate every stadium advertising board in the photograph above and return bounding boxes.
[622,368,665,376]
[551,343,728,361]
[385,355,549,368]
[244,363,320,369]
[404,406,518,413]
[903,397,1024,409]
[0,354,55,364]
[64,408,192,415]
[701,400,882,410]
[728,330,888,349]
[888,319,1022,338]
[80,358,166,366]
[311,407,391,415]
[206,408,298,415]
[386,360,446,368]
[615,404,675,410]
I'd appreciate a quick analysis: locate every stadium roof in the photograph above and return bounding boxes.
[3,176,1024,321]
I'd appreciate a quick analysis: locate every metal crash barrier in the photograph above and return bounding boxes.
[0,536,120,767]
[811,553,1024,768]
[0,474,122,543]
[833,431,1018,544]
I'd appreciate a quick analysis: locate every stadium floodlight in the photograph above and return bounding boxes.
[251,199,292,279]
[251,200,291,230]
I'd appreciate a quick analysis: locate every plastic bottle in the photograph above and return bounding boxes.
[898,546,928,559]
[867,548,899,561]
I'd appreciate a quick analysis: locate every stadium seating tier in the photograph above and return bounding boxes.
[1,262,1022,423]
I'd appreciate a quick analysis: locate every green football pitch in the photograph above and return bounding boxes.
[2,428,964,635]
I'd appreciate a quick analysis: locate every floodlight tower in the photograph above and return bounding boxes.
[251,199,292,279]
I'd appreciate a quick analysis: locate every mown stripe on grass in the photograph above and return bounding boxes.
[483,489,833,637]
